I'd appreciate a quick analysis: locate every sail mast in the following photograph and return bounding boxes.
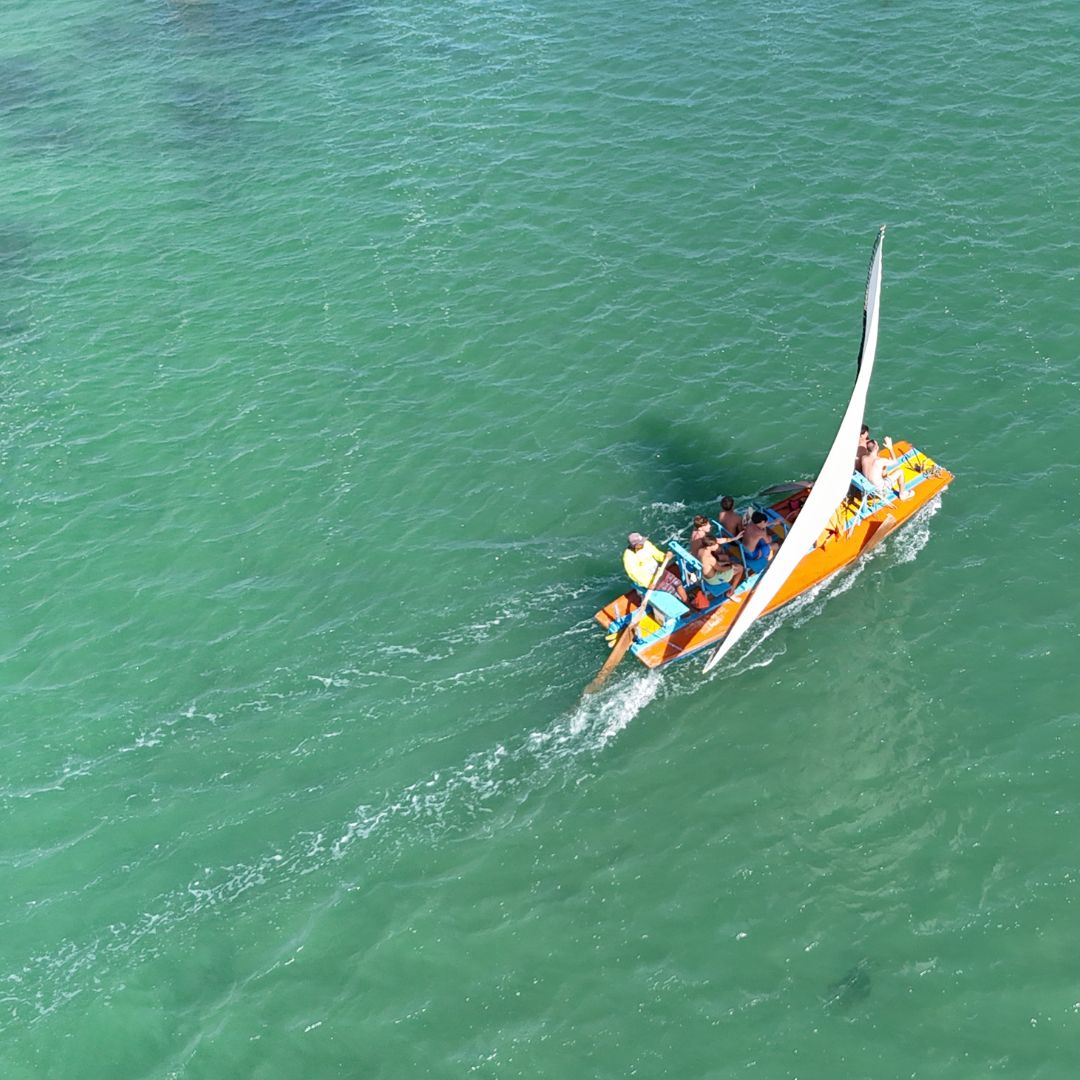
[702,227,886,674]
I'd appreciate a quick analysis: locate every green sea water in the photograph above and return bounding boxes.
[3,0,1079,1076]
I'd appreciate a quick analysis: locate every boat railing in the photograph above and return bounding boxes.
[846,446,925,531]
[667,539,702,587]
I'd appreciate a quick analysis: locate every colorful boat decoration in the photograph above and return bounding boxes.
[591,228,953,675]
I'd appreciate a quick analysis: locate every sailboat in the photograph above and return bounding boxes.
[591,228,953,674]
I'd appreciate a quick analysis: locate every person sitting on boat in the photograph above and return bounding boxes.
[623,533,689,602]
[690,515,714,558]
[859,438,912,500]
[717,495,742,539]
[699,537,743,593]
[856,423,872,468]
[734,511,777,574]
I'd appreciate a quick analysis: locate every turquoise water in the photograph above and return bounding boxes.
[3,1,1079,1075]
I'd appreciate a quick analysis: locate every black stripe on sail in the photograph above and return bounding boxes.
[855,225,886,378]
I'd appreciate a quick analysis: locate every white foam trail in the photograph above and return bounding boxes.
[0,653,665,1031]
[4,499,944,1027]
[885,494,941,564]
[569,670,662,747]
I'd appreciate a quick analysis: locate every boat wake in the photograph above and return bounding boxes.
[560,668,663,748]
[4,498,946,1029]
[882,493,942,563]
[1,645,663,1031]
[330,668,662,861]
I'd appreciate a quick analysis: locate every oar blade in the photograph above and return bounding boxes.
[583,625,635,695]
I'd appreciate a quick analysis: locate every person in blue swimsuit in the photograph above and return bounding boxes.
[736,511,777,574]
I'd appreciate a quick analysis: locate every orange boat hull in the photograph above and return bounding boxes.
[594,442,953,668]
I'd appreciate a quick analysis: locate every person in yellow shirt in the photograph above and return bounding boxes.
[622,533,688,602]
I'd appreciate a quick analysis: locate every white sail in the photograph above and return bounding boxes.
[702,227,886,674]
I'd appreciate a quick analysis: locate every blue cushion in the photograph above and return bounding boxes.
[649,590,689,619]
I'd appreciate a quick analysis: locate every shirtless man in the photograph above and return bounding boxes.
[717,495,742,539]
[855,423,872,470]
[734,511,777,574]
[859,439,912,500]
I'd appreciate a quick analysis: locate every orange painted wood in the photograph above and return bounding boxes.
[593,442,953,669]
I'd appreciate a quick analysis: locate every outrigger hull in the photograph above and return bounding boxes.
[593,441,953,669]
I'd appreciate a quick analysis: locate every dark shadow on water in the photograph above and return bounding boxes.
[163,0,367,52]
[80,12,257,154]
[822,959,872,1012]
[8,122,82,158]
[0,55,83,157]
[168,76,251,143]
[569,411,818,621]
[0,223,37,346]
[567,415,765,617]
[79,8,154,66]
[634,414,764,511]
[0,224,33,276]
[0,57,53,118]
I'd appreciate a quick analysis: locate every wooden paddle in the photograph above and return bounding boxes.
[583,553,674,695]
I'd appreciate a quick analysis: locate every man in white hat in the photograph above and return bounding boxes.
[622,533,688,602]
